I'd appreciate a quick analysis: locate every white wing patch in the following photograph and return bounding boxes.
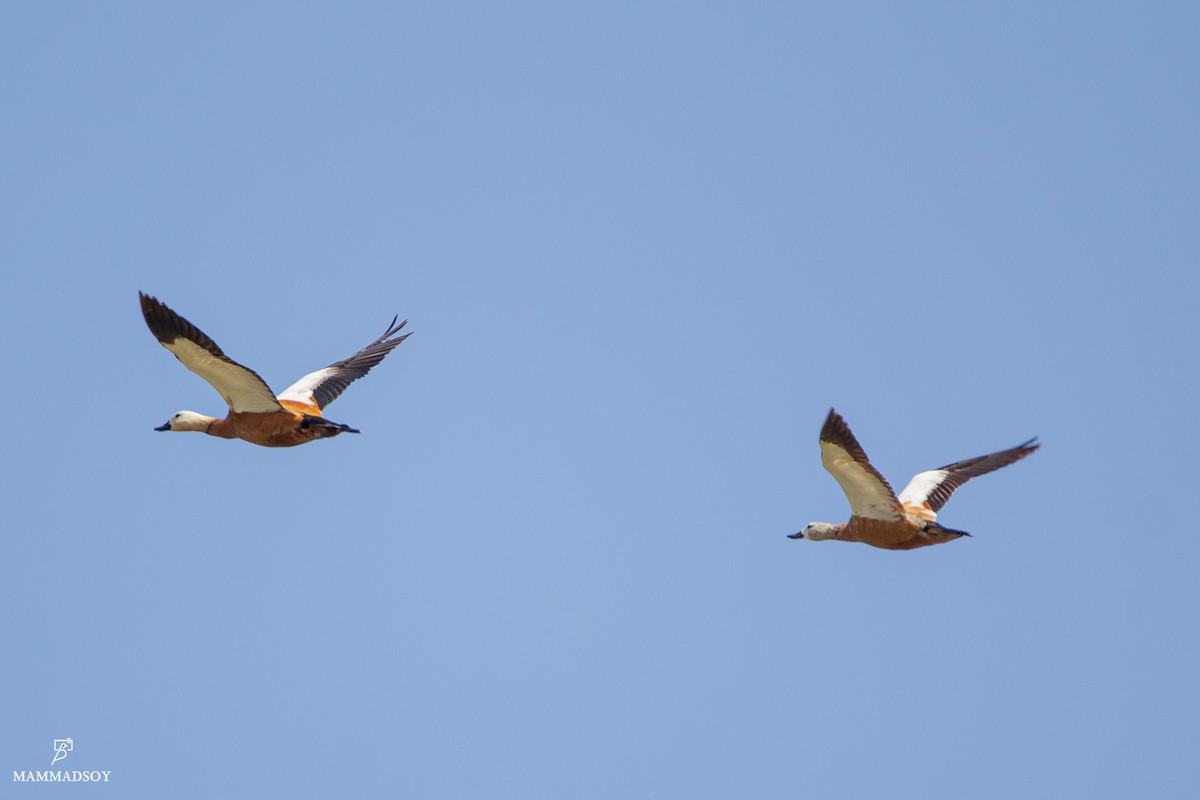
[277,368,335,406]
[820,440,904,521]
[898,469,950,508]
[163,338,283,413]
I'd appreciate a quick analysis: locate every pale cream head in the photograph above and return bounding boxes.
[155,410,216,432]
[795,522,840,541]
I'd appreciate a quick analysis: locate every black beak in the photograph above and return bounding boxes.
[154,422,170,431]
[787,532,804,539]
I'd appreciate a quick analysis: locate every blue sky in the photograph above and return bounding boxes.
[2,2,1198,797]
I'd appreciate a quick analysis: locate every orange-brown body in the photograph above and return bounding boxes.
[202,401,347,447]
[840,516,943,551]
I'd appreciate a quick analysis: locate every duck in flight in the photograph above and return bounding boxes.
[790,408,1038,550]
[139,292,410,447]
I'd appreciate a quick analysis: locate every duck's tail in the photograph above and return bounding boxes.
[929,522,972,539]
[300,414,360,438]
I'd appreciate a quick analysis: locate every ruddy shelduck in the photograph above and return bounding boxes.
[140,292,410,447]
[790,408,1038,550]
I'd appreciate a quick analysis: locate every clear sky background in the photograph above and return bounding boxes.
[2,2,1198,797]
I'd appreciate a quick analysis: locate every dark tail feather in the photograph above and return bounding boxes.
[931,522,972,538]
[300,414,360,438]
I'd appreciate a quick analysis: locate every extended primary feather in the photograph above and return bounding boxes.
[897,438,1040,512]
[277,316,410,410]
[819,409,904,521]
[139,292,282,413]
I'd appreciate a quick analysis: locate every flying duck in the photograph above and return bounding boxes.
[790,408,1038,550]
[140,292,410,447]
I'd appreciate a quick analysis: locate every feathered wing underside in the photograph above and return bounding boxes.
[819,409,904,521]
[277,316,410,410]
[139,292,283,414]
[898,437,1040,512]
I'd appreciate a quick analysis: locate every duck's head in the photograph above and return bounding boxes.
[155,410,215,432]
[788,522,840,541]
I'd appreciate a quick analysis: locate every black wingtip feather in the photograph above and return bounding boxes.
[305,314,412,411]
[138,291,228,357]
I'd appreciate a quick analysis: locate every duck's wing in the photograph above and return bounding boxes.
[277,316,410,411]
[819,408,904,521]
[139,292,283,413]
[898,438,1040,513]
